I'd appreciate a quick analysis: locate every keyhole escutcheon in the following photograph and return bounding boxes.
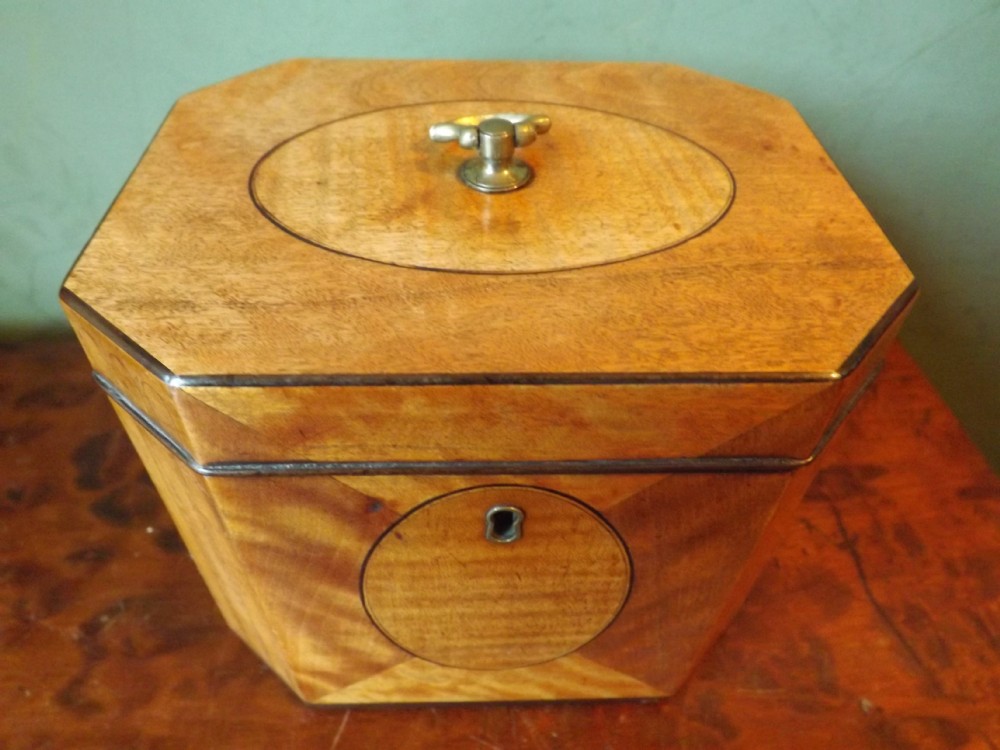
[485,505,524,543]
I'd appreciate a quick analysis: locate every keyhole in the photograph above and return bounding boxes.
[485,505,524,543]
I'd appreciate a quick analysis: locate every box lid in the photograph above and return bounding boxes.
[61,60,915,470]
[63,58,912,382]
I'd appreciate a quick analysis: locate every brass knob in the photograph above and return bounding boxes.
[429,113,551,193]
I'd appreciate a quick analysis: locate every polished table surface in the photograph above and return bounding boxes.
[2,339,998,749]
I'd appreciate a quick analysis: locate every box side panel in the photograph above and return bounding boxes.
[63,304,194,455]
[574,308,913,695]
[106,401,297,692]
[710,293,914,458]
[205,475,413,701]
[578,470,809,694]
[178,379,831,464]
[62,286,914,469]
[136,294,914,468]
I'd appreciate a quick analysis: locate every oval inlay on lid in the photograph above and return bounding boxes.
[251,100,734,273]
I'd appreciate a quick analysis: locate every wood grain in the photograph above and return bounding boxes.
[361,486,631,670]
[251,100,733,273]
[580,469,812,694]
[103,400,298,690]
[113,463,832,702]
[66,283,862,468]
[179,378,833,463]
[206,474,411,702]
[3,339,998,747]
[63,59,913,378]
[323,653,658,704]
[65,301,900,703]
[66,291,909,469]
[708,296,913,458]
[62,303,194,455]
[54,58,917,707]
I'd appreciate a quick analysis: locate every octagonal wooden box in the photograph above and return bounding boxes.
[60,60,915,704]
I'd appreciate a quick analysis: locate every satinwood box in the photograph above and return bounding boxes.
[61,59,915,704]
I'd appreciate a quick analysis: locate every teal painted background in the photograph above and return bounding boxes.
[2,1,998,468]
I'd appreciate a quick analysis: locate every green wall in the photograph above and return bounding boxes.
[2,1,998,468]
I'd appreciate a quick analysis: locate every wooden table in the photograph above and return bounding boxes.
[2,338,998,749]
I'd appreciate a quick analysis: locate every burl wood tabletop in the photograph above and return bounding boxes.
[2,339,998,749]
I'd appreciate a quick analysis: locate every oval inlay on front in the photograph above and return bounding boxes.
[361,485,632,670]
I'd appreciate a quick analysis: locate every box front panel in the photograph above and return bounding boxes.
[195,469,813,703]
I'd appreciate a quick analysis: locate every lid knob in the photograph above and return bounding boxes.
[429,113,551,193]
